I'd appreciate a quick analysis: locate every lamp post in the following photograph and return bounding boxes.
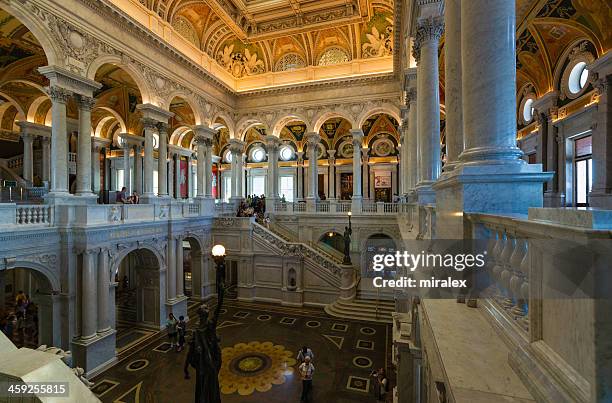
[343,212,353,265]
[185,244,226,403]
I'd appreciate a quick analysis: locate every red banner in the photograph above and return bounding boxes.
[179,159,188,198]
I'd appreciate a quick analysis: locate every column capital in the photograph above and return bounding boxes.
[20,131,35,142]
[38,65,102,97]
[532,91,559,120]
[46,85,72,104]
[350,128,364,144]
[141,117,158,131]
[193,125,216,140]
[76,94,96,111]
[406,88,417,105]
[156,122,169,134]
[415,16,444,44]
[136,103,174,122]
[228,139,245,154]
[305,132,320,145]
[264,134,281,151]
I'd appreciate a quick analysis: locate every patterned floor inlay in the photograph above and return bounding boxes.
[91,380,119,397]
[322,334,345,350]
[257,314,272,321]
[346,376,370,393]
[279,317,296,325]
[352,356,373,369]
[219,341,296,396]
[331,323,348,332]
[152,342,173,353]
[126,359,149,372]
[233,311,250,319]
[356,340,375,350]
[360,326,376,335]
[305,320,321,328]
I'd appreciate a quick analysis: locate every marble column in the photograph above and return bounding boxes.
[229,139,244,200]
[91,142,101,194]
[134,145,142,195]
[122,141,131,193]
[21,132,34,184]
[47,86,71,196]
[142,118,156,199]
[97,247,110,332]
[414,17,443,203]
[196,138,206,198]
[362,147,369,199]
[187,155,194,198]
[588,54,612,208]
[533,92,560,206]
[76,95,96,197]
[433,0,551,238]
[204,139,213,198]
[296,151,304,200]
[399,128,406,195]
[168,153,174,198]
[81,250,97,340]
[265,135,280,199]
[175,154,181,199]
[41,137,50,183]
[305,132,320,201]
[442,0,463,173]
[157,123,168,197]
[167,236,176,301]
[350,129,363,209]
[405,76,418,196]
[327,150,336,198]
[176,237,184,298]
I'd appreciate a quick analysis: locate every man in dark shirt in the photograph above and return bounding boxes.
[117,187,129,203]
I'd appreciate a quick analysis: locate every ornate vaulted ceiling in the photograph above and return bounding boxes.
[140,0,395,78]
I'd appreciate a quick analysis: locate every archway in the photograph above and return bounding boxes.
[318,231,344,255]
[113,248,162,353]
[362,233,397,279]
[181,237,202,298]
[0,266,58,348]
[321,117,352,199]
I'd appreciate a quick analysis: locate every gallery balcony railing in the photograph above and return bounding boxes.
[272,200,409,215]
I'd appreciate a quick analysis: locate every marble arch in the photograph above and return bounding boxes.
[211,111,236,138]
[0,91,26,121]
[235,117,268,140]
[2,260,60,292]
[169,125,193,146]
[95,106,127,134]
[356,106,401,129]
[165,92,202,126]
[0,2,61,67]
[552,38,598,91]
[86,55,153,105]
[313,111,356,133]
[26,95,49,123]
[271,114,312,137]
[109,243,166,280]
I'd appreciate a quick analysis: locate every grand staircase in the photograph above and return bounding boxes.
[263,220,396,324]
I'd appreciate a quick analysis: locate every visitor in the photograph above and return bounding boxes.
[166,313,178,348]
[297,345,314,363]
[117,187,129,204]
[280,194,286,203]
[299,355,315,402]
[15,290,26,305]
[371,367,388,402]
[122,275,129,291]
[177,315,187,352]
[130,191,140,204]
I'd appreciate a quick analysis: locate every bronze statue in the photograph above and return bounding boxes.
[343,225,352,265]
[185,256,226,403]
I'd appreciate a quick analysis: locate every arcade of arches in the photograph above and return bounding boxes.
[0,0,610,402]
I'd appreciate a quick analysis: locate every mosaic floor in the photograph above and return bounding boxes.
[93,300,391,403]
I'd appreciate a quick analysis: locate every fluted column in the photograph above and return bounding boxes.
[21,132,34,184]
[91,142,101,194]
[76,95,95,196]
[406,77,418,195]
[265,135,280,199]
[327,150,336,198]
[41,137,50,183]
[176,236,184,298]
[204,139,213,198]
[296,151,304,200]
[350,129,364,209]
[81,250,97,340]
[167,236,176,301]
[414,17,443,202]
[47,86,71,195]
[305,132,320,200]
[443,0,463,173]
[229,139,244,200]
[168,152,174,198]
[157,123,168,197]
[142,118,156,198]
[122,141,131,193]
[97,247,110,332]
[196,138,206,198]
[134,145,142,194]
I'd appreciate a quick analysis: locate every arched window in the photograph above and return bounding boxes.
[568,61,589,94]
[275,53,306,72]
[318,47,350,66]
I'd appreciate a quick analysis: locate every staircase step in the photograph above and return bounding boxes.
[325,297,395,324]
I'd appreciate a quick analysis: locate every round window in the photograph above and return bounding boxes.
[279,145,294,161]
[251,147,265,162]
[523,98,534,123]
[224,150,233,163]
[568,61,588,94]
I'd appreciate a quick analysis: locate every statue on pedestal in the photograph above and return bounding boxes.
[343,225,352,265]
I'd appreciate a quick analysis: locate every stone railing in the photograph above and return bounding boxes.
[251,221,342,288]
[267,221,344,265]
[272,200,407,215]
[14,205,54,226]
[214,202,235,215]
[465,208,612,402]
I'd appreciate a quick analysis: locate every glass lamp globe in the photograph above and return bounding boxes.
[212,244,226,257]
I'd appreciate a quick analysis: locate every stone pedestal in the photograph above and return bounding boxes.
[338,264,356,300]
[71,330,117,376]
